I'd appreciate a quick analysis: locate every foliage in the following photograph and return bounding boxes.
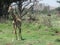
[57,0,60,3]
[0,14,60,45]
[55,7,60,11]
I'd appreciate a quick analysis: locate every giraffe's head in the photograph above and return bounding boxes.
[8,6,12,13]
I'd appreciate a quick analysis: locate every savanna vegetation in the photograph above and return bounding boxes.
[0,0,60,45]
[0,13,60,45]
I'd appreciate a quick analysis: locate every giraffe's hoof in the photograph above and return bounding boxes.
[18,38,25,40]
[21,38,25,40]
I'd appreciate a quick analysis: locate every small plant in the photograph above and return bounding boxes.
[55,39,60,42]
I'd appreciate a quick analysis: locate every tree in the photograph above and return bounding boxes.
[56,0,60,16]
[57,0,60,3]
[57,0,60,10]
[56,7,60,11]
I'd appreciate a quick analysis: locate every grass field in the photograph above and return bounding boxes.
[0,14,60,45]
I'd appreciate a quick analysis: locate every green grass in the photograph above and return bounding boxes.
[0,14,60,45]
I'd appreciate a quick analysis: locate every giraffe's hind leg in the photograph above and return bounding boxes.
[13,21,18,40]
[17,21,23,40]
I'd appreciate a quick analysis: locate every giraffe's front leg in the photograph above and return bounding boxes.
[12,21,18,40]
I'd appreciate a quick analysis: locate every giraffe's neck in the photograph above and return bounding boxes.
[13,15,21,22]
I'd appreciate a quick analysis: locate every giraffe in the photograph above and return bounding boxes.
[8,2,23,40]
